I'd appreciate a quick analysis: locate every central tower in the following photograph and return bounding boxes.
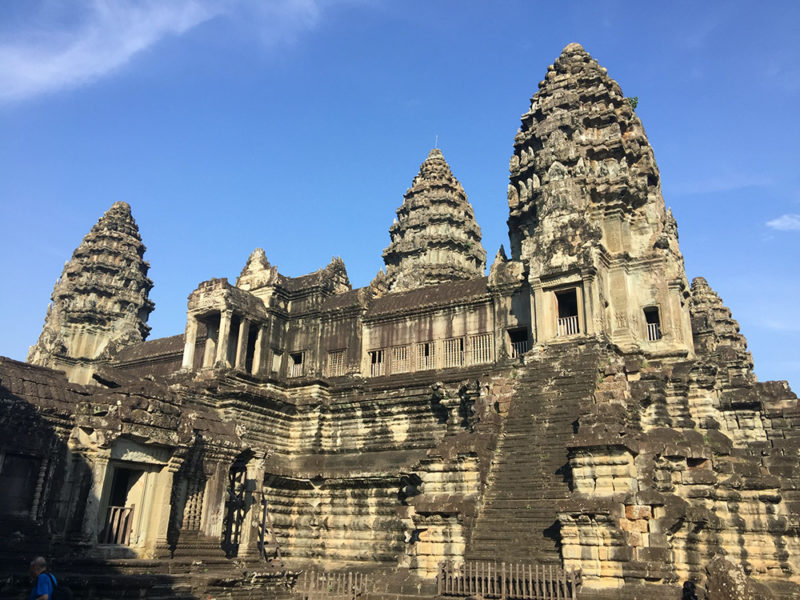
[507,43,693,354]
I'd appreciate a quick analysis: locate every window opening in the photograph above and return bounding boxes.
[644,307,662,341]
[470,333,492,365]
[289,352,304,377]
[327,350,347,377]
[556,289,580,336]
[443,337,465,368]
[416,342,435,371]
[369,350,384,376]
[508,328,530,358]
[392,346,410,373]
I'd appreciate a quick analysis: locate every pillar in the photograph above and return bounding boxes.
[530,280,545,343]
[181,316,199,371]
[251,324,267,376]
[235,318,250,370]
[237,452,267,558]
[575,284,586,336]
[81,454,110,543]
[152,459,181,555]
[490,292,503,360]
[202,461,229,539]
[668,280,694,356]
[29,453,50,521]
[582,272,600,336]
[202,316,218,368]
[215,310,232,367]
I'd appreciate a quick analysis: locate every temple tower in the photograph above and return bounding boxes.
[28,201,154,383]
[383,148,486,293]
[507,43,693,354]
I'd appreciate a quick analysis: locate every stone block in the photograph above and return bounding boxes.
[682,469,717,485]
[625,504,652,520]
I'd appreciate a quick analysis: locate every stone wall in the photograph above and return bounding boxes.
[556,280,800,596]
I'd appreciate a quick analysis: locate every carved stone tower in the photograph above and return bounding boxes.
[383,148,486,293]
[507,43,693,354]
[28,201,154,383]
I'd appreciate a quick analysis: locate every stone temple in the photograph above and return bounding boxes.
[2,43,799,599]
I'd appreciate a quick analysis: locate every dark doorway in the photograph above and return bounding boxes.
[555,289,579,336]
[103,467,142,545]
[369,350,384,376]
[0,453,40,517]
[289,352,304,377]
[508,328,530,358]
[644,307,662,341]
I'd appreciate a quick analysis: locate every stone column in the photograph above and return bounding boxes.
[235,318,250,370]
[582,273,599,336]
[181,316,199,371]
[668,280,694,356]
[608,268,634,348]
[490,292,503,360]
[251,324,268,376]
[81,453,110,543]
[202,460,229,539]
[202,316,218,368]
[215,310,233,367]
[29,453,50,521]
[236,453,267,558]
[530,280,545,343]
[576,284,586,336]
[151,458,181,556]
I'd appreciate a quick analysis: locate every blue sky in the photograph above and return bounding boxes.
[1,1,798,391]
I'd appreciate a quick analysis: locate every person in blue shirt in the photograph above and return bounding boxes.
[29,557,55,600]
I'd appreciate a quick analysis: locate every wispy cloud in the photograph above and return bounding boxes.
[766,214,800,231]
[667,173,773,196]
[762,317,800,333]
[0,0,330,104]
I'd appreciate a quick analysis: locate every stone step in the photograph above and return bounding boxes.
[466,342,604,564]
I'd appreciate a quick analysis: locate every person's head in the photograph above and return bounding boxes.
[29,557,47,577]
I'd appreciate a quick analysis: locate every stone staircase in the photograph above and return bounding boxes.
[466,340,604,564]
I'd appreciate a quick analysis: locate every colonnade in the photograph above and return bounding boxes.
[181,310,270,376]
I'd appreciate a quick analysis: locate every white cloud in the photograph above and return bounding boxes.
[766,214,800,231]
[762,318,800,333]
[0,0,331,104]
[233,0,322,46]
[0,1,220,103]
[667,173,773,196]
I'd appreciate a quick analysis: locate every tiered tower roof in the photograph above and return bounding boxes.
[690,277,753,367]
[507,43,683,276]
[28,202,154,372]
[382,148,486,292]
